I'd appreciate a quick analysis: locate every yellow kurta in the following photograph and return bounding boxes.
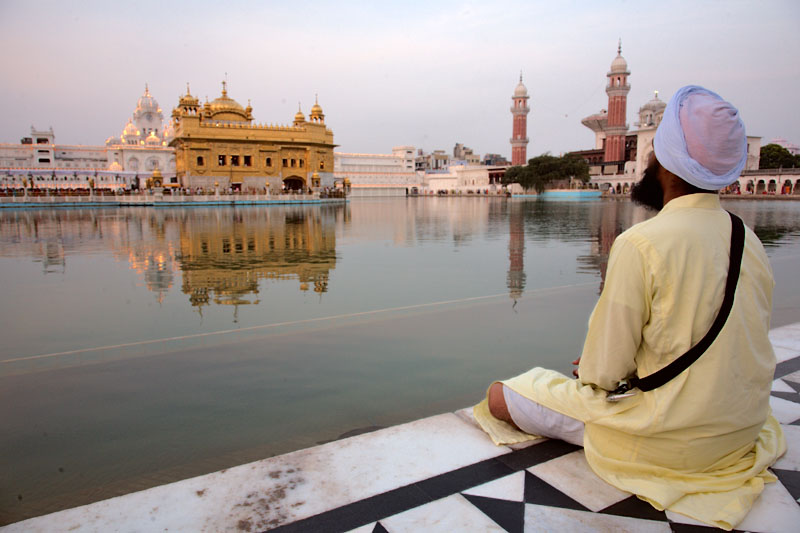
[474,194,786,530]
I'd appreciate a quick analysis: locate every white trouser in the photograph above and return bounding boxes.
[502,385,585,447]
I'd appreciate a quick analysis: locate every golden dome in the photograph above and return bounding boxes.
[310,94,324,121]
[294,103,306,125]
[207,81,250,122]
[210,81,244,111]
[179,83,199,107]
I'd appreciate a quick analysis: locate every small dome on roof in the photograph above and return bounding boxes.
[610,54,628,73]
[163,120,175,140]
[640,90,666,112]
[514,74,528,98]
[108,161,122,171]
[309,95,325,123]
[206,81,250,122]
[210,81,244,112]
[310,99,323,117]
[136,84,160,114]
[638,90,667,128]
[179,83,199,107]
[610,41,628,73]
[122,120,140,138]
[145,131,161,146]
[294,104,306,125]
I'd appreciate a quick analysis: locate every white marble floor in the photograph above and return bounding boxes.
[4,323,800,533]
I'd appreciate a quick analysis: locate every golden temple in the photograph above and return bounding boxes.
[170,82,335,192]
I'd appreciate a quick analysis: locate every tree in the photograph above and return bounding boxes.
[502,153,590,193]
[759,144,797,169]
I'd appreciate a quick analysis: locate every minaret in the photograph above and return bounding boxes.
[604,40,630,162]
[510,74,530,166]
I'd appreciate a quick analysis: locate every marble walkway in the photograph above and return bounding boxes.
[4,323,800,532]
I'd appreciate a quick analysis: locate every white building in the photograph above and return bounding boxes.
[421,163,494,194]
[105,85,176,184]
[334,146,419,197]
[0,86,176,192]
[0,126,132,191]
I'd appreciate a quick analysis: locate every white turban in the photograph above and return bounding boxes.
[654,85,747,190]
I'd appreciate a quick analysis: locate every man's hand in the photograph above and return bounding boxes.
[571,358,580,378]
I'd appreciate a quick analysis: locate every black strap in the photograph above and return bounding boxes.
[625,212,745,393]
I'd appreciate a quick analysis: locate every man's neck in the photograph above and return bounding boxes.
[661,174,716,206]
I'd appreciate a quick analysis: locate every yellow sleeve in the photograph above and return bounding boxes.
[578,235,651,391]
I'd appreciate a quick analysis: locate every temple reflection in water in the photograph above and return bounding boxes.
[1,199,797,318]
[177,208,338,309]
[0,206,342,310]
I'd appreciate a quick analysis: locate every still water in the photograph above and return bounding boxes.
[1,197,799,523]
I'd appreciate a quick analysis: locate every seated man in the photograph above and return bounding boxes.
[474,85,786,530]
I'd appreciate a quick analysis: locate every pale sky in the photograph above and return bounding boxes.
[1,1,798,158]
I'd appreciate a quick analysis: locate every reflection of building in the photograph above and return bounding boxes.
[507,201,526,300]
[510,75,530,165]
[170,83,335,192]
[0,207,342,312]
[176,208,338,309]
[126,245,178,304]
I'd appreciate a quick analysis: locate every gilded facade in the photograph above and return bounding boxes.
[170,82,335,192]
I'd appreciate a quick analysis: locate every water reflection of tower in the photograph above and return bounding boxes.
[507,201,526,301]
[596,202,619,292]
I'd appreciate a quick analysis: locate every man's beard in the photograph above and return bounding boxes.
[631,161,664,211]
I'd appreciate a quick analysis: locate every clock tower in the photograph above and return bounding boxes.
[133,84,164,138]
[510,74,530,166]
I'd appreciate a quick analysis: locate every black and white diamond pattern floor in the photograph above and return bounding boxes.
[5,323,800,532]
